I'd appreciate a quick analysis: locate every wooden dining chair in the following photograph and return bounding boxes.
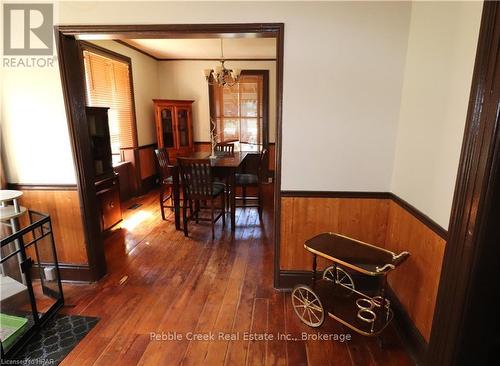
[178,158,225,240]
[154,148,176,221]
[235,148,269,218]
[215,142,235,154]
[214,142,234,207]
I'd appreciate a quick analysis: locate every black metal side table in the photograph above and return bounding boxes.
[1,209,64,358]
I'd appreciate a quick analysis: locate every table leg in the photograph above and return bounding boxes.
[10,216,27,285]
[230,168,236,231]
[380,275,389,321]
[172,166,181,230]
[312,254,317,287]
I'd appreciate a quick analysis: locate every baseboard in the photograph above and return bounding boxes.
[31,263,93,283]
[281,190,392,199]
[7,183,78,191]
[277,270,312,289]
[277,270,426,364]
[387,287,427,365]
[140,174,158,195]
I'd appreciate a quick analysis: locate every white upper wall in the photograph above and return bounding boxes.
[158,60,277,142]
[391,1,483,229]
[2,1,412,189]
[278,2,411,191]
[1,66,77,184]
[90,40,159,146]
[1,1,483,229]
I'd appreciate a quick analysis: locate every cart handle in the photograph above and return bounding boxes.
[375,264,395,272]
[392,251,410,266]
[375,251,410,272]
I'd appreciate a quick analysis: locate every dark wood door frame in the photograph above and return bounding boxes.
[54,24,284,282]
[428,2,500,365]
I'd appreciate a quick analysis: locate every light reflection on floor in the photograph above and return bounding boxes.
[120,210,153,231]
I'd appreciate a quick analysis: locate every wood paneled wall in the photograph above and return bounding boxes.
[280,194,446,342]
[194,141,211,153]
[139,145,156,180]
[121,144,158,196]
[17,189,88,265]
[384,200,445,341]
[268,143,275,172]
[280,197,389,270]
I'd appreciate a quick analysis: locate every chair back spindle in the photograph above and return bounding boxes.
[178,158,214,198]
[258,148,269,183]
[154,148,172,181]
[215,143,235,154]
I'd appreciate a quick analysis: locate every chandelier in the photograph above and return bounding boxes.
[202,39,241,87]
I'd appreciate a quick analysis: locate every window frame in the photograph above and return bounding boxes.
[209,69,269,148]
[80,41,139,162]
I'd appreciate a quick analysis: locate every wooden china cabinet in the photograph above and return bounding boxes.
[153,99,194,160]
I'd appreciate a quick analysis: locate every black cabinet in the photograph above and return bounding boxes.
[95,175,122,231]
[86,107,122,232]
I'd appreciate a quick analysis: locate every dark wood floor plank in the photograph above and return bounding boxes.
[247,298,270,366]
[180,241,249,365]
[137,210,245,365]
[266,291,287,366]
[204,213,257,365]
[321,318,353,366]
[345,328,377,366]
[364,327,414,366]
[55,186,412,366]
[93,333,149,366]
[224,239,261,366]
[284,293,309,366]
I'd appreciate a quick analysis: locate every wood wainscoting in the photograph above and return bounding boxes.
[384,200,446,343]
[279,191,447,362]
[194,141,211,152]
[7,184,92,281]
[280,194,390,270]
[121,143,158,195]
[138,144,157,191]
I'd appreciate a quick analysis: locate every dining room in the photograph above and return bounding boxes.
[70,32,279,271]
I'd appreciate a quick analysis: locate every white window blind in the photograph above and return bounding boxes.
[212,74,264,145]
[83,50,136,153]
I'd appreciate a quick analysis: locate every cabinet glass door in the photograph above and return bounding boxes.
[161,108,175,148]
[177,108,189,147]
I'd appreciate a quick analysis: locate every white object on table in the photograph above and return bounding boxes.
[0,190,23,203]
[0,190,25,219]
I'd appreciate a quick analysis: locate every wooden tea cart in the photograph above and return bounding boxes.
[292,232,409,336]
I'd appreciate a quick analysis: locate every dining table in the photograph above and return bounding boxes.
[170,151,250,232]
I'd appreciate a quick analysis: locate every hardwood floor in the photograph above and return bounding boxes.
[59,185,414,366]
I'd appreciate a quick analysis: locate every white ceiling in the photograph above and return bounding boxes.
[120,38,277,60]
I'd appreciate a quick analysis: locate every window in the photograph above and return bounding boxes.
[210,71,268,148]
[82,46,136,164]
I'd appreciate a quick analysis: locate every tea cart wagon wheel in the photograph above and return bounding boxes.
[291,285,325,328]
[323,266,355,291]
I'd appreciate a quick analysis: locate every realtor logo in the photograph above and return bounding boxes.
[3,3,53,55]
